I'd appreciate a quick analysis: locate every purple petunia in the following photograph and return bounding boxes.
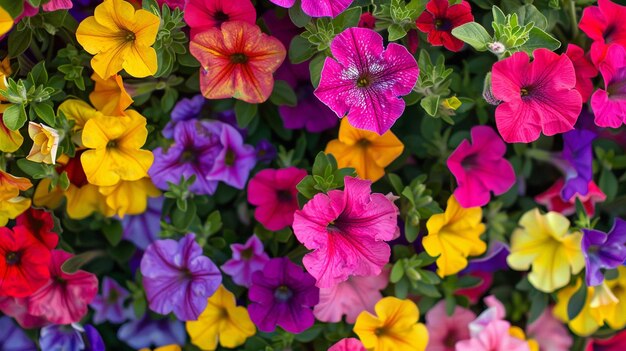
[140,234,222,321]
[248,257,319,334]
[122,197,164,251]
[206,123,257,189]
[39,324,104,351]
[0,316,37,351]
[89,277,132,324]
[315,27,419,135]
[162,94,206,138]
[559,128,596,200]
[221,234,270,287]
[117,313,185,349]
[582,219,626,286]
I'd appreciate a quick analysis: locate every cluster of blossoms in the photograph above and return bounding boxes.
[0,0,625,350]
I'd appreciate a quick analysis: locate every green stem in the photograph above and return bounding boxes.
[567,0,579,38]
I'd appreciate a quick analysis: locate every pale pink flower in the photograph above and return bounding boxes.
[426,301,476,351]
[526,308,572,351]
[455,320,530,351]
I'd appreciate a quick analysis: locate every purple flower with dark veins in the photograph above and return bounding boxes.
[582,218,626,286]
[89,277,132,324]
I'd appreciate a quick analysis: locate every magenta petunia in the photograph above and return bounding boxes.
[292,177,399,288]
[426,300,476,351]
[447,125,516,208]
[564,44,598,102]
[27,250,98,325]
[329,338,367,351]
[221,234,270,287]
[314,27,419,135]
[184,0,257,38]
[313,270,388,324]
[591,45,626,128]
[247,167,307,231]
[268,0,353,18]
[491,49,582,143]
[579,0,626,65]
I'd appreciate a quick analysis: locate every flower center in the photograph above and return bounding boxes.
[277,189,293,202]
[5,251,20,265]
[230,53,249,64]
[461,153,479,170]
[444,329,460,347]
[274,285,293,302]
[356,74,372,88]
[241,247,254,259]
[435,18,452,31]
[356,138,371,148]
[181,150,196,163]
[214,10,229,23]
[124,30,135,42]
[224,149,236,165]
[520,87,532,98]
[107,140,118,149]
[108,289,119,303]
[604,25,616,43]
[375,326,386,336]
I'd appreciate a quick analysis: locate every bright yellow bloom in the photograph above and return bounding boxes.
[81,110,153,186]
[139,346,182,351]
[325,118,404,182]
[27,122,60,165]
[186,285,256,351]
[58,99,104,146]
[76,0,160,79]
[602,266,626,330]
[0,58,22,152]
[507,209,584,293]
[99,177,160,218]
[0,170,32,226]
[89,73,133,116]
[0,6,13,37]
[422,195,486,277]
[354,297,428,351]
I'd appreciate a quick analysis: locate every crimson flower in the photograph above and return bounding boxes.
[16,208,58,249]
[416,0,474,52]
[184,0,256,39]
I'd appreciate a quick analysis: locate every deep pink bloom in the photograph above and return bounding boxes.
[27,250,98,325]
[586,329,626,351]
[579,0,626,65]
[591,45,626,128]
[358,12,376,28]
[184,0,257,38]
[491,49,582,143]
[535,178,606,216]
[16,208,58,249]
[247,167,307,231]
[292,177,399,288]
[447,126,515,208]
[0,296,48,329]
[221,235,270,287]
[156,0,186,9]
[313,270,388,323]
[269,0,353,18]
[42,0,72,11]
[565,44,598,102]
[526,308,572,351]
[425,301,475,351]
[416,0,473,52]
[315,27,419,135]
[329,338,366,351]
[456,320,530,351]
[455,271,492,304]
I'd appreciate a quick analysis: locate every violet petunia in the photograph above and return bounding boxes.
[582,219,626,286]
[162,95,206,138]
[221,234,270,287]
[447,125,516,208]
[89,277,132,324]
[149,120,223,195]
[117,313,185,349]
[315,27,419,135]
[205,123,256,189]
[140,233,222,321]
[39,324,104,351]
[248,257,319,334]
[255,139,277,164]
[122,197,164,250]
[0,316,37,351]
[559,127,596,200]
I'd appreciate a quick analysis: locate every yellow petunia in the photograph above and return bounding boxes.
[186,285,256,351]
[27,122,60,165]
[0,58,23,152]
[58,99,104,146]
[76,0,160,79]
[99,177,160,218]
[0,170,32,226]
[139,346,182,351]
[0,6,13,37]
[81,110,153,186]
[507,209,584,293]
[325,118,404,182]
[422,195,486,277]
[89,73,133,116]
[354,296,428,351]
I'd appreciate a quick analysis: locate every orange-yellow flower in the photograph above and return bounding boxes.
[89,73,133,115]
[99,177,160,218]
[0,170,32,226]
[326,118,404,182]
[0,6,13,37]
[76,0,160,79]
[27,122,60,165]
[189,21,286,104]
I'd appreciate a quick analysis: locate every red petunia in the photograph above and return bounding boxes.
[16,208,58,250]
[0,226,51,297]
[416,0,473,52]
[564,44,598,102]
[579,0,626,65]
[184,0,257,39]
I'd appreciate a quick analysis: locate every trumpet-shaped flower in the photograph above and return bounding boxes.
[507,209,584,293]
[425,301,475,351]
[591,45,626,128]
[554,278,614,336]
[491,49,582,143]
[315,27,419,135]
[293,177,399,288]
[579,0,626,64]
[26,122,60,165]
[0,121,23,153]
[326,119,404,182]
[186,285,256,350]
[89,73,133,116]
[76,0,160,79]
[99,177,161,218]
[0,316,37,351]
[0,170,32,226]
[190,21,286,104]
[221,235,270,287]
[268,0,353,18]
[81,111,154,186]
[447,125,515,208]
[185,0,256,38]
[354,297,429,351]
[90,277,132,324]
[16,208,58,249]
[582,219,626,286]
[456,320,530,351]
[205,122,256,189]
[422,195,486,277]
[415,0,474,52]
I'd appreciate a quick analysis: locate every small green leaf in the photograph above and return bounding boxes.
[599,168,619,201]
[270,80,298,107]
[390,262,405,283]
[8,28,32,59]
[331,7,362,31]
[32,103,56,127]
[103,221,124,246]
[234,100,258,128]
[420,95,440,117]
[3,104,27,131]
[309,54,326,88]
[520,27,560,52]
[61,250,106,274]
[289,36,317,64]
[388,23,408,41]
[568,283,587,321]
[288,0,311,27]
[451,22,492,51]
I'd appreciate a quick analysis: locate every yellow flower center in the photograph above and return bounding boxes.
[356,75,371,88]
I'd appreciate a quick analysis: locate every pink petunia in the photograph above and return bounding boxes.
[425,301,475,351]
[247,167,307,231]
[313,270,388,323]
[315,27,419,135]
[221,234,270,287]
[0,296,48,329]
[565,44,598,102]
[579,0,626,65]
[447,125,515,208]
[329,338,366,351]
[27,250,98,325]
[269,0,353,18]
[591,45,626,128]
[184,0,257,39]
[42,0,72,11]
[535,178,606,217]
[455,320,530,351]
[292,177,399,288]
[526,308,572,351]
[491,49,582,143]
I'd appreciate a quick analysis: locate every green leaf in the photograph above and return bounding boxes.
[599,168,619,201]
[520,27,560,52]
[289,36,317,64]
[102,221,123,247]
[420,95,440,117]
[270,80,298,107]
[492,6,507,25]
[388,23,408,41]
[451,22,492,51]
[234,100,258,128]
[3,104,27,131]
[16,158,49,178]
[0,0,24,18]
[309,54,325,88]
[288,0,311,27]
[332,7,362,31]
[390,262,405,283]
[404,221,420,243]
[32,103,56,126]
[528,290,548,324]
[8,28,32,58]
[61,250,106,274]
[515,4,548,29]
[567,283,587,321]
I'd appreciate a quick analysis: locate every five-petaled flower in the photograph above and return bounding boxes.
[416,0,474,52]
